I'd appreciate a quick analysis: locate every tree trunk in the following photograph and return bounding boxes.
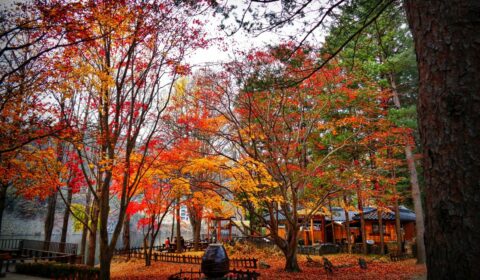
[357,188,367,254]
[44,191,58,250]
[86,198,99,267]
[0,183,9,235]
[388,72,426,264]
[81,189,91,264]
[176,201,181,253]
[99,249,112,280]
[404,2,480,278]
[393,189,403,252]
[170,212,175,241]
[329,198,335,243]
[343,194,352,253]
[123,216,130,251]
[188,206,202,251]
[378,209,385,255]
[60,188,73,252]
[281,224,300,272]
[404,145,426,262]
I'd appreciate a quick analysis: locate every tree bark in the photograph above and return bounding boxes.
[60,188,73,252]
[404,1,480,278]
[44,191,58,249]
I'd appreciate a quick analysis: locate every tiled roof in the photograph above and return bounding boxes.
[352,206,416,222]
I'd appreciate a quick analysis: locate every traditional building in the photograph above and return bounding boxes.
[351,206,416,243]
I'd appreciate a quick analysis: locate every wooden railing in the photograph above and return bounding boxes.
[168,268,260,280]
[114,248,258,269]
[0,239,80,264]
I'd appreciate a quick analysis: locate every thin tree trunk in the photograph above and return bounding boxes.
[176,200,181,253]
[378,209,385,255]
[80,189,91,264]
[60,188,73,252]
[392,184,402,252]
[329,198,335,243]
[388,72,426,263]
[44,191,58,250]
[86,197,99,267]
[123,216,130,251]
[357,187,367,254]
[343,194,352,253]
[170,211,175,241]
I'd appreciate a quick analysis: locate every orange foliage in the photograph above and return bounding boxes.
[110,253,426,280]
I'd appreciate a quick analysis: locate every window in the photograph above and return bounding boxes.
[372,224,386,234]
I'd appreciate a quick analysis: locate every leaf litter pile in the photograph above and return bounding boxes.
[111,244,426,280]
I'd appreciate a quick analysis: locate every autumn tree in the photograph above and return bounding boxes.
[0,143,62,233]
[192,45,392,271]
[323,0,425,262]
[46,1,211,278]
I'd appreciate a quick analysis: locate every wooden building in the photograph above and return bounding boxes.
[351,206,416,243]
[264,206,416,246]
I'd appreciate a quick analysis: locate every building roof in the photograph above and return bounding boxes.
[352,206,416,222]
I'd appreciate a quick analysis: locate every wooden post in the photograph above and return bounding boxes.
[206,218,210,241]
[228,221,232,241]
[321,216,326,243]
[216,219,221,242]
[310,218,314,245]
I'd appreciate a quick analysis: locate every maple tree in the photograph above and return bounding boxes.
[39,0,212,278]
[182,45,373,271]
[164,75,229,251]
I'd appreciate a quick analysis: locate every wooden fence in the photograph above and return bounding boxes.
[168,268,260,280]
[114,248,257,268]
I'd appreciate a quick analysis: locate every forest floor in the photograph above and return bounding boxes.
[110,245,426,280]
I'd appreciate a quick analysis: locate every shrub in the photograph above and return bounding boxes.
[16,262,100,280]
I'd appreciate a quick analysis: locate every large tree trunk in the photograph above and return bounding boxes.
[44,191,58,249]
[404,1,480,279]
[281,224,300,272]
[60,188,73,252]
[0,183,9,235]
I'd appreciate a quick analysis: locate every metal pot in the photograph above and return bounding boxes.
[201,244,229,278]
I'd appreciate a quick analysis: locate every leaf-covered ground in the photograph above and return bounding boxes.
[111,246,426,280]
